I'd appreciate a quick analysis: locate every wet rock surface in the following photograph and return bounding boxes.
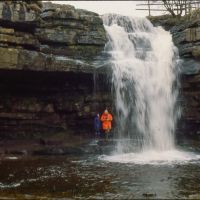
[170,19,200,137]
[0,1,107,71]
[0,70,112,139]
[0,1,111,138]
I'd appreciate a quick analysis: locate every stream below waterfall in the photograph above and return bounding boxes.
[0,139,200,199]
[1,12,200,200]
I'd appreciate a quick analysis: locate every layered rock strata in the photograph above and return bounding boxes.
[0,1,111,139]
[171,19,200,137]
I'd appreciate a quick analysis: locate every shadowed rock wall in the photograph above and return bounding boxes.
[171,20,200,138]
[0,1,111,139]
[0,70,112,139]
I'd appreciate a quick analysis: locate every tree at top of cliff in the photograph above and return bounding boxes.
[161,0,200,17]
[137,0,200,18]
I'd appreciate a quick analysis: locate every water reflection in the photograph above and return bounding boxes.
[0,153,199,199]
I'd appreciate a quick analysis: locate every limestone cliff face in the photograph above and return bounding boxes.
[0,1,111,139]
[150,15,200,137]
[171,20,200,137]
[0,1,107,72]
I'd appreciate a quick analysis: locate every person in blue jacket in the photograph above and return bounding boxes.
[94,113,101,138]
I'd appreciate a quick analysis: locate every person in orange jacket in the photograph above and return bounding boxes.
[100,109,113,139]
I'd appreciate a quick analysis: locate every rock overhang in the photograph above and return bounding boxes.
[0,1,108,74]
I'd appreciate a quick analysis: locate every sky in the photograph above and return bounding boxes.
[48,1,166,17]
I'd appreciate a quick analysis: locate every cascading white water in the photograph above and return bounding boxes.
[102,14,180,154]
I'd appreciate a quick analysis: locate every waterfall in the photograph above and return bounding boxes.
[102,14,180,153]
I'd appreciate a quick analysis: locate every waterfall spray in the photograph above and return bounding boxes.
[102,14,180,153]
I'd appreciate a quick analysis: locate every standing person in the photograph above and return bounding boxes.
[100,109,113,139]
[94,113,101,138]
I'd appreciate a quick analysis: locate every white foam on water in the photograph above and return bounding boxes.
[6,157,18,160]
[100,14,200,164]
[100,150,200,165]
